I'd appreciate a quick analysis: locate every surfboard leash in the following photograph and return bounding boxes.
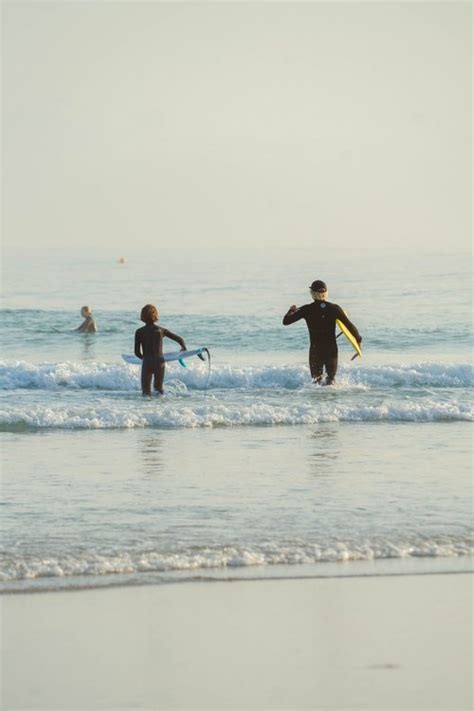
[202,348,211,394]
[196,347,211,393]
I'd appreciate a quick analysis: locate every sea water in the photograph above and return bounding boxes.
[1,247,472,592]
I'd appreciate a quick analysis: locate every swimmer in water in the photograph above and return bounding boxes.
[283,280,361,385]
[76,306,97,333]
[134,304,187,396]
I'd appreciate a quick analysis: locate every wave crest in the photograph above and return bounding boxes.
[1,360,472,391]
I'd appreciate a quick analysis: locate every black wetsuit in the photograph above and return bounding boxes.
[283,301,361,384]
[134,324,184,395]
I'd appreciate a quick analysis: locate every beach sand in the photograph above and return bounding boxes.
[1,573,472,710]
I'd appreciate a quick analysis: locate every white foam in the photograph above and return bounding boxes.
[0,360,472,391]
[0,360,138,391]
[1,395,472,430]
[1,538,472,584]
[1,359,472,429]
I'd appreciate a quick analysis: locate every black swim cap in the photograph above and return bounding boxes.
[309,280,327,291]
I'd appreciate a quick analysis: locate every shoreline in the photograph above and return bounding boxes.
[1,557,473,596]
[2,572,472,710]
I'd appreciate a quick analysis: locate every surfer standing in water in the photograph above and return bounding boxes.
[134,304,187,396]
[76,306,97,333]
[283,280,362,385]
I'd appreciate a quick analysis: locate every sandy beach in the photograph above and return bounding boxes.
[1,573,472,710]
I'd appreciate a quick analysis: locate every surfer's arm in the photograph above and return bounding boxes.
[163,328,187,351]
[134,331,143,359]
[336,307,362,343]
[283,306,304,325]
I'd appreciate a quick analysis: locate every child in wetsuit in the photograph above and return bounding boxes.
[134,304,187,396]
[283,280,362,385]
[76,306,97,333]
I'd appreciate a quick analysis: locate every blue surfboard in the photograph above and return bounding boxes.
[122,348,207,367]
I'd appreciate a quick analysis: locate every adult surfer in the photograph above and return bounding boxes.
[135,304,187,396]
[283,280,362,385]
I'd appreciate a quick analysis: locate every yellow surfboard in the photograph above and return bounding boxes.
[336,319,362,360]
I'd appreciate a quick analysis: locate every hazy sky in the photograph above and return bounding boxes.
[2,1,471,255]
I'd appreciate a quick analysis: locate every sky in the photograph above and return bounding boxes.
[1,1,472,256]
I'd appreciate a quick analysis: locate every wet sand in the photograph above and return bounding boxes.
[1,573,472,710]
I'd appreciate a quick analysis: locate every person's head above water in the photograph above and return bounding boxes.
[309,280,328,302]
[80,306,92,317]
[140,304,159,324]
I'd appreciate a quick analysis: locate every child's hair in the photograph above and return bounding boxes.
[140,304,159,323]
[81,306,92,316]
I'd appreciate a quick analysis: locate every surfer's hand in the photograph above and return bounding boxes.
[288,305,298,313]
[180,345,187,351]
[357,336,362,344]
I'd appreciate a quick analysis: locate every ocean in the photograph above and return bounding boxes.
[1,247,472,593]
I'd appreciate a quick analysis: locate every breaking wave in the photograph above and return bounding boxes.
[1,360,471,429]
[0,397,472,430]
[1,537,472,591]
[1,360,472,391]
